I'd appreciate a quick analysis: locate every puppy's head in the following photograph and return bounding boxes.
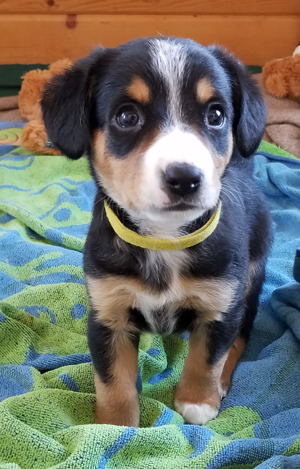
[42,38,265,225]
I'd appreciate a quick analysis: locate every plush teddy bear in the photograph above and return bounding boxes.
[260,45,300,158]
[262,45,300,100]
[18,59,72,155]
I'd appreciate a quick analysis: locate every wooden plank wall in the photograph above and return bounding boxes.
[0,1,299,65]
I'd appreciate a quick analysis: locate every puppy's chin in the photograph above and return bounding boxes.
[105,186,220,232]
[150,206,203,222]
[125,203,210,234]
[139,192,220,226]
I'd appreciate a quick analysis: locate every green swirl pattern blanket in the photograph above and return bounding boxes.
[0,123,300,468]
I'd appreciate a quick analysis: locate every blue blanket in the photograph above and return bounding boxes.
[0,124,300,468]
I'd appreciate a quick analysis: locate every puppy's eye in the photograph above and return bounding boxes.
[115,104,143,129]
[205,104,225,128]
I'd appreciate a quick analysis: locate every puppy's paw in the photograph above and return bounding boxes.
[218,380,230,399]
[174,400,219,425]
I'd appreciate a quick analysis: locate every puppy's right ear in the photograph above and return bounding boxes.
[42,48,107,159]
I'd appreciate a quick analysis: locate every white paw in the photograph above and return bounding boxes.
[174,400,219,425]
[218,382,229,399]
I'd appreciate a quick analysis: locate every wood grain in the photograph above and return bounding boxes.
[0,0,299,15]
[0,14,299,65]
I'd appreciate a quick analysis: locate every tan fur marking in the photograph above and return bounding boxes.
[126,76,151,104]
[180,277,237,322]
[212,132,234,179]
[87,274,237,333]
[221,336,245,394]
[86,275,141,333]
[94,337,139,426]
[92,129,158,211]
[196,77,215,103]
[219,133,233,172]
[175,331,229,409]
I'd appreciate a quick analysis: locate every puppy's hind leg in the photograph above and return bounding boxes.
[221,260,267,396]
[242,258,267,340]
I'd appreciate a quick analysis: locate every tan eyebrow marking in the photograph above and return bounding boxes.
[126,76,151,104]
[196,77,215,103]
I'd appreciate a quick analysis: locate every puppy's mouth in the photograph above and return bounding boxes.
[162,201,200,212]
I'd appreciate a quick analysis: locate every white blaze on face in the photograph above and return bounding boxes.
[125,39,221,229]
[138,128,219,220]
[149,38,187,124]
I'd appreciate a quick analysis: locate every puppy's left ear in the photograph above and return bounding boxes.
[209,46,265,157]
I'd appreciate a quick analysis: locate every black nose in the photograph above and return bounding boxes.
[163,163,202,197]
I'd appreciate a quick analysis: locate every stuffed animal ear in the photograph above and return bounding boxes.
[42,48,108,159]
[209,46,266,157]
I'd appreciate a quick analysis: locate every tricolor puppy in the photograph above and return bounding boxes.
[42,37,271,426]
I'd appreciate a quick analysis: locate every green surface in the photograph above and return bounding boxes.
[1,126,299,469]
[259,140,298,160]
[0,64,48,97]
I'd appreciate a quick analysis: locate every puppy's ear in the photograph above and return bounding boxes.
[42,48,107,159]
[209,46,265,157]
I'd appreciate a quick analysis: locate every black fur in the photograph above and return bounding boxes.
[42,37,271,395]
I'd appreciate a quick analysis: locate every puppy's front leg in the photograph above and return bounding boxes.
[86,275,140,426]
[88,311,139,426]
[175,323,243,425]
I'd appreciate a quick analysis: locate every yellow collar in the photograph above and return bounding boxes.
[104,201,222,250]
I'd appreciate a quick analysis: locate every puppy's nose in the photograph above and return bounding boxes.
[163,163,202,197]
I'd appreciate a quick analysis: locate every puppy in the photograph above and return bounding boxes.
[42,37,271,426]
